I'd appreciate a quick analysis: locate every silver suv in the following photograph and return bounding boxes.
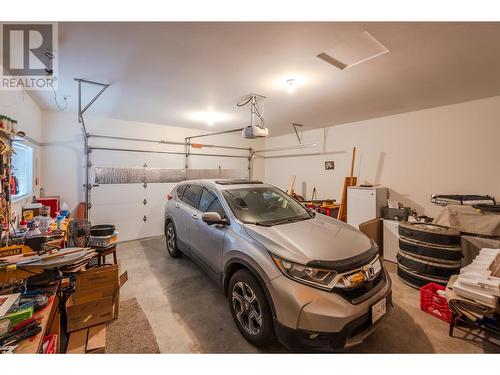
[164,179,391,351]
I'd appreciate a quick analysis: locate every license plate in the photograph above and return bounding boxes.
[371,298,386,324]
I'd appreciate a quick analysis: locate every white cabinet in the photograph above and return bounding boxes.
[382,219,399,263]
[347,186,388,229]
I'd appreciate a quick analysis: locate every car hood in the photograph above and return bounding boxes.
[243,214,374,267]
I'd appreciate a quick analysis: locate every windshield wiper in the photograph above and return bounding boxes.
[260,216,310,226]
[245,221,273,227]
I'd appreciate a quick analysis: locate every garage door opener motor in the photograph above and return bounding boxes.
[239,93,269,139]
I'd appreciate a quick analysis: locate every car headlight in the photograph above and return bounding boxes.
[270,254,338,291]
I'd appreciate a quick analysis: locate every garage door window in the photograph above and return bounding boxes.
[11,143,33,200]
[199,188,226,218]
[182,184,203,208]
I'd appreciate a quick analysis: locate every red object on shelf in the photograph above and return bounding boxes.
[36,197,60,218]
[420,282,452,323]
[41,333,57,354]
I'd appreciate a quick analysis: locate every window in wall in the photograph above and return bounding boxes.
[11,143,33,200]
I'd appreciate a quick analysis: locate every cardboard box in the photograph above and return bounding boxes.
[22,207,41,220]
[86,324,106,354]
[73,281,119,322]
[73,281,117,304]
[66,328,87,354]
[66,265,127,332]
[76,265,119,289]
[116,270,128,318]
[66,324,106,354]
[36,197,60,218]
[74,270,127,319]
[66,295,114,333]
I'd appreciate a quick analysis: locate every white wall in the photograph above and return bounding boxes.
[41,111,265,239]
[0,90,43,222]
[264,96,500,218]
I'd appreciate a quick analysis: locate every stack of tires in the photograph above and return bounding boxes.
[397,222,462,288]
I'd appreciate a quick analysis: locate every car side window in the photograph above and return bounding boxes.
[199,188,226,218]
[182,184,203,208]
[176,184,187,199]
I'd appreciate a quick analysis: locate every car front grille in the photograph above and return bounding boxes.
[333,270,385,305]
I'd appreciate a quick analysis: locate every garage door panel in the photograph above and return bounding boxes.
[88,150,247,242]
[90,182,176,241]
[144,183,176,238]
[91,150,185,169]
[189,155,248,170]
[90,199,146,242]
[91,184,146,205]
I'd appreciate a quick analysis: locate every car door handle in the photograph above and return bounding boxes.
[175,203,180,208]
[192,213,198,219]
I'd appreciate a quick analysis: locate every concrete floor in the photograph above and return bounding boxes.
[117,236,498,353]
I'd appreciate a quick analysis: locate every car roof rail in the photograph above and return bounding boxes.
[215,179,264,185]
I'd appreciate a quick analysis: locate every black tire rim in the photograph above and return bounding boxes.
[232,281,263,336]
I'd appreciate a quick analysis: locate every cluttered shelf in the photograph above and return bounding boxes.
[444,249,500,349]
[1,243,123,353]
[0,128,18,140]
[1,194,121,353]
[12,291,58,354]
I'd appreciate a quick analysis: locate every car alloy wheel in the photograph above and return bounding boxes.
[166,226,175,254]
[165,222,182,257]
[232,281,263,336]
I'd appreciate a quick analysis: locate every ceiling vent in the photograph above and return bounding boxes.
[317,31,389,70]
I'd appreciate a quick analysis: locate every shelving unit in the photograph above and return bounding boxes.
[0,127,18,138]
[0,118,18,247]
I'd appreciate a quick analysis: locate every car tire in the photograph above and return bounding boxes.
[228,269,275,347]
[165,221,182,258]
[398,222,461,246]
[397,251,461,279]
[397,263,449,288]
[399,237,462,262]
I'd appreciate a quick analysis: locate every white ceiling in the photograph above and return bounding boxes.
[31,22,500,136]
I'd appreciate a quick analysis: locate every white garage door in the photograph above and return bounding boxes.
[88,149,247,242]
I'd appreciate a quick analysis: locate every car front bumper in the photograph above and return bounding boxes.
[270,268,392,351]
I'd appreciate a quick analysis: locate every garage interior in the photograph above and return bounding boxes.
[0,21,499,355]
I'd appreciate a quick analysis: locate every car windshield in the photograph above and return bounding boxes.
[222,187,312,226]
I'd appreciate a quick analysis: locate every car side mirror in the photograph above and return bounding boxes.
[201,212,228,226]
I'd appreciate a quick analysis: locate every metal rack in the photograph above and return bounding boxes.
[449,313,500,349]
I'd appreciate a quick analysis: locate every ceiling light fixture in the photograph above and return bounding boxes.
[286,79,297,94]
[188,110,231,126]
[205,112,216,126]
